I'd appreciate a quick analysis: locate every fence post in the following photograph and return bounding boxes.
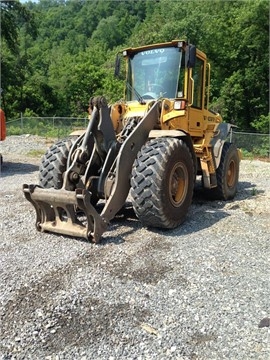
[268,130,270,160]
[21,113,23,135]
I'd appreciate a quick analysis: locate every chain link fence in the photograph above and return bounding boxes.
[5,116,270,159]
[6,116,88,139]
[231,131,270,159]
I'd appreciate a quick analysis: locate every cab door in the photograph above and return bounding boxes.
[188,55,205,135]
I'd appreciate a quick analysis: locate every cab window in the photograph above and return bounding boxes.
[192,57,204,109]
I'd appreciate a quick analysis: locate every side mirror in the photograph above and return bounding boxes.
[185,45,196,68]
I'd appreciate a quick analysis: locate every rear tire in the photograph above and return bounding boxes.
[39,137,77,189]
[209,142,240,200]
[130,137,194,229]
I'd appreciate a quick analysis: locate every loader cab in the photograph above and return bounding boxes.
[117,40,210,135]
[119,40,202,105]
[126,46,183,100]
[121,41,189,102]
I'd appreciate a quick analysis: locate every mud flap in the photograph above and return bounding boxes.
[23,184,108,243]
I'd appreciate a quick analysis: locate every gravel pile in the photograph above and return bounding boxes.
[0,135,269,359]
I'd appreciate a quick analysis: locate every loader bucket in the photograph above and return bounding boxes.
[23,184,108,243]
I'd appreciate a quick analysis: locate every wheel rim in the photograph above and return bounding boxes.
[169,162,188,206]
[227,159,236,187]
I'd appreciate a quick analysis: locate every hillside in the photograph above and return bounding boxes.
[0,0,269,132]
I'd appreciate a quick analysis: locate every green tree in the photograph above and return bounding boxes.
[1,0,37,118]
[0,0,37,53]
[251,114,270,134]
[212,0,269,129]
[2,0,269,129]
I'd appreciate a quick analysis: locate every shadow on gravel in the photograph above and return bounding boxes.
[103,180,266,240]
[100,194,231,241]
[19,180,266,245]
[236,180,265,199]
[0,161,39,177]
[194,180,265,202]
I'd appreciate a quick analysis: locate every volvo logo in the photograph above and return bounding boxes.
[141,49,165,55]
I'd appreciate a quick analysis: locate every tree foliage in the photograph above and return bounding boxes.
[0,0,37,52]
[1,0,269,132]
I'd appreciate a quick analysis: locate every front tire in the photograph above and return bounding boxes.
[130,137,194,229]
[39,137,77,189]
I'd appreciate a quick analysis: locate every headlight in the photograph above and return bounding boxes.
[174,101,185,110]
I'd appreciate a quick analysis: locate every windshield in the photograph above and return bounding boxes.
[126,46,183,101]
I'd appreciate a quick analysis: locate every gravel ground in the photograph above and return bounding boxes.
[0,135,269,360]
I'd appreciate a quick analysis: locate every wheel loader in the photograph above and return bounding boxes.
[23,40,240,243]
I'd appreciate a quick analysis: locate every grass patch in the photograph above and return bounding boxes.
[26,149,45,157]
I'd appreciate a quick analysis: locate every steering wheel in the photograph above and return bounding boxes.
[141,84,165,99]
[141,92,157,99]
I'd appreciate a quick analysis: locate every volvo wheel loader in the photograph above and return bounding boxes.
[23,40,240,243]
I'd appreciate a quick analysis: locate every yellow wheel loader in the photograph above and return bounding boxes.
[23,40,240,242]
